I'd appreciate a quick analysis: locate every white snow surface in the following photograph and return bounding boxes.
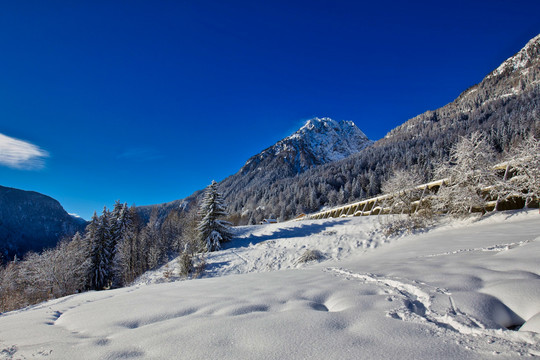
[2,210,540,359]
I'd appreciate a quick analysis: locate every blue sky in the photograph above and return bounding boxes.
[0,0,539,220]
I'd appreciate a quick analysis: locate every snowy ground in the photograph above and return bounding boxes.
[1,210,539,359]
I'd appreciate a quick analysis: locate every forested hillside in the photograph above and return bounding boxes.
[221,34,540,224]
[137,118,372,222]
[0,186,87,261]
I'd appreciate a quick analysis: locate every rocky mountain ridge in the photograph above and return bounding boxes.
[239,117,372,178]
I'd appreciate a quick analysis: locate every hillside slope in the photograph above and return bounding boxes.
[1,210,539,359]
[382,33,540,145]
[138,117,372,222]
[0,186,86,260]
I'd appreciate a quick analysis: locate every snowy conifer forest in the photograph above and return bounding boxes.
[213,35,540,224]
[0,34,540,359]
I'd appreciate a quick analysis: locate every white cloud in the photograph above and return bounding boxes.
[0,133,49,170]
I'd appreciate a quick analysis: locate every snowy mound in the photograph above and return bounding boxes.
[1,210,540,359]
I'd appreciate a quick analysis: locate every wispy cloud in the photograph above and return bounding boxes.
[117,147,163,162]
[0,133,49,170]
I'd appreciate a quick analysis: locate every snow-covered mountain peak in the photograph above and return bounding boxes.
[238,117,372,178]
[290,117,366,141]
[296,117,340,133]
[285,117,371,163]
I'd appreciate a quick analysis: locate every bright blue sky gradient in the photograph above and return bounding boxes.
[1,1,539,219]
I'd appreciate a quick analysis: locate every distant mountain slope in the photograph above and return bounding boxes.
[220,117,372,196]
[221,34,540,223]
[0,186,87,261]
[140,34,539,225]
[217,118,372,222]
[136,191,201,223]
[137,118,372,222]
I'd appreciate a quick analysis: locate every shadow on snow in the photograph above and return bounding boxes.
[225,220,348,249]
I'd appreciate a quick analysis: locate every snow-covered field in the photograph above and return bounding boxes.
[1,210,539,359]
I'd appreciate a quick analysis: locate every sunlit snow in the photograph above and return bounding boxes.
[1,210,539,359]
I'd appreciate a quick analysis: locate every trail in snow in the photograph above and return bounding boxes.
[419,239,534,258]
[327,267,540,357]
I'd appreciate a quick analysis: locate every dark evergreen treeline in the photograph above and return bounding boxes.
[0,181,236,313]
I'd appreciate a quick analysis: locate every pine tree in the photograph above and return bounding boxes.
[140,208,164,270]
[110,202,137,286]
[110,200,125,246]
[89,207,113,290]
[84,211,98,289]
[198,180,233,252]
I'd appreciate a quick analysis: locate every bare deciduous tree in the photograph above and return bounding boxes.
[499,135,540,208]
[381,169,424,215]
[435,132,497,216]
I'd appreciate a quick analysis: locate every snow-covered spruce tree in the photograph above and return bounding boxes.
[110,202,139,286]
[141,208,164,270]
[175,204,203,276]
[88,207,114,290]
[83,211,99,288]
[198,180,233,252]
[110,201,128,246]
[160,209,184,253]
[434,132,497,216]
[114,220,140,285]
